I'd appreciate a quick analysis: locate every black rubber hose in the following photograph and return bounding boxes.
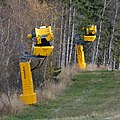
[31,56,47,71]
[31,60,41,71]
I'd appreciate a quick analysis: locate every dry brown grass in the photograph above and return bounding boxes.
[59,64,80,80]
[36,81,66,101]
[36,64,80,102]
[86,63,111,71]
[86,64,98,71]
[0,93,24,116]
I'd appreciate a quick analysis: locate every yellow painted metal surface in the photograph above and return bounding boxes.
[33,46,54,56]
[27,34,32,39]
[19,62,36,105]
[76,45,86,70]
[85,25,97,35]
[35,26,53,44]
[84,35,96,42]
[83,25,97,42]
[89,25,97,35]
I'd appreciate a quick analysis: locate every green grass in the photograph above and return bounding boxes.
[4,70,120,120]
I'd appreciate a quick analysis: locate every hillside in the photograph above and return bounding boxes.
[4,70,120,120]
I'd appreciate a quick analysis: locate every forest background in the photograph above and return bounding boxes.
[0,0,120,116]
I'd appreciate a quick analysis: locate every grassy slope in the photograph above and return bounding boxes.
[4,70,120,120]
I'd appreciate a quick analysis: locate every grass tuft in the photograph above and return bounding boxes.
[0,93,24,116]
[36,64,80,101]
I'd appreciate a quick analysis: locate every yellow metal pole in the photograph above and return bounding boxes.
[19,62,36,105]
[76,45,86,70]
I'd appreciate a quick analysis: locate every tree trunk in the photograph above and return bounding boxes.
[94,0,107,64]
[103,44,106,66]
[66,0,72,66]
[69,7,75,65]
[58,6,64,67]
[61,5,67,68]
[91,41,96,64]
[108,0,118,68]
[118,56,120,70]
[74,44,77,63]
[112,57,116,70]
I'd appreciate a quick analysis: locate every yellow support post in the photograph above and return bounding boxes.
[19,62,36,105]
[76,45,86,70]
